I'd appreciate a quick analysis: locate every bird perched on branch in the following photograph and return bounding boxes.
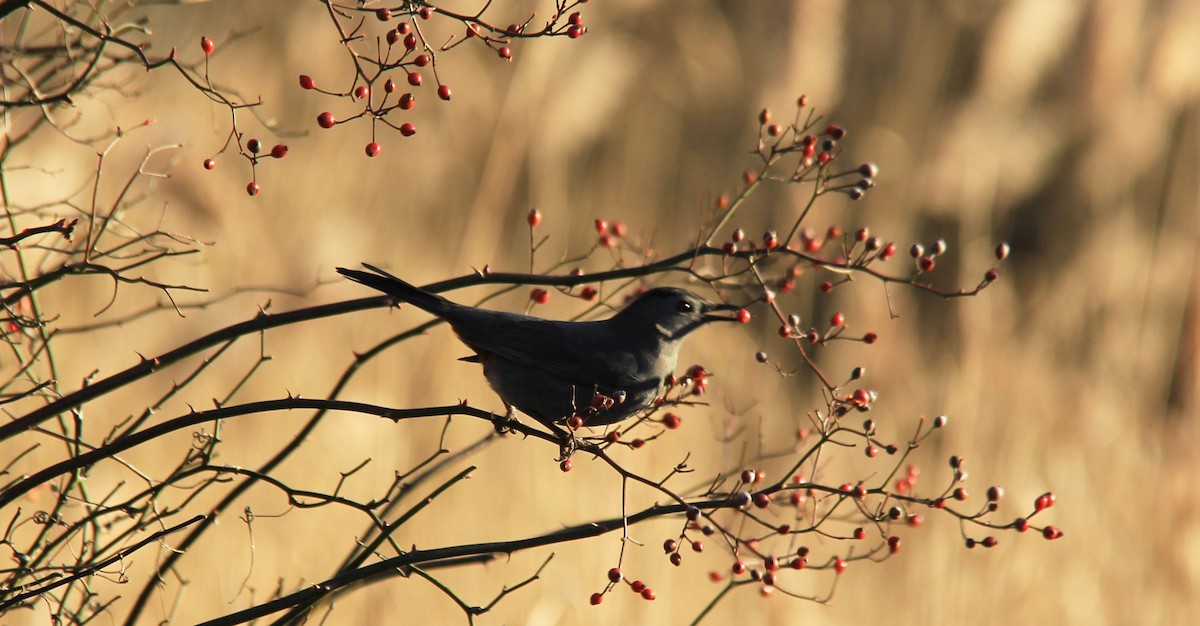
[337,264,744,444]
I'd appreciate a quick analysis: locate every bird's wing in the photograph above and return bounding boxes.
[451,314,631,385]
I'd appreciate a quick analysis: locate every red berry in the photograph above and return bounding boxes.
[630,438,644,448]
[851,388,870,406]
[1014,518,1030,532]
[270,144,288,159]
[834,557,846,574]
[404,33,417,50]
[375,8,391,21]
[580,286,598,301]
[662,413,682,429]
[630,580,645,593]
[400,123,416,136]
[384,79,397,93]
[365,142,381,157]
[881,243,896,259]
[498,46,512,59]
[387,30,400,46]
[527,209,542,227]
[981,536,998,548]
[855,227,869,242]
[722,242,737,255]
[569,11,583,25]
[753,493,770,508]
[820,281,833,293]
[887,536,901,553]
[830,312,845,327]
[246,138,261,153]
[317,112,336,128]
[200,37,214,55]
[790,557,806,569]
[407,71,422,86]
[607,567,621,583]
[825,124,845,140]
[640,588,655,601]
[853,527,866,540]
[419,7,433,19]
[598,234,615,248]
[919,256,936,272]
[995,242,1011,261]
[202,158,216,170]
[736,309,751,324]
[438,84,452,100]
[530,288,550,304]
[863,332,878,344]
[399,93,415,110]
[414,54,431,67]
[590,592,603,605]
[559,459,572,472]
[610,221,627,237]
[1042,526,1063,540]
[299,75,315,89]
[567,25,583,38]
[466,23,480,37]
[245,181,259,196]
[907,514,923,527]
[1035,492,1056,511]
[354,85,369,100]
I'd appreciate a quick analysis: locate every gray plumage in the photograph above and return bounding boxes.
[337,264,740,435]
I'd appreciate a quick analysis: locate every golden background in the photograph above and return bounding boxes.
[5,0,1199,624]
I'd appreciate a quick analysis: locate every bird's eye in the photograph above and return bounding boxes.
[676,300,693,313]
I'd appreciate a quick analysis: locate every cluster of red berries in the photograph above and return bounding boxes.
[195,37,293,196]
[720,227,781,255]
[590,567,656,605]
[592,217,627,248]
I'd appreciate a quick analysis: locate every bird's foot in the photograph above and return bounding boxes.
[551,424,580,461]
[492,405,522,434]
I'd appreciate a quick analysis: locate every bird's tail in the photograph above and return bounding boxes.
[336,264,452,315]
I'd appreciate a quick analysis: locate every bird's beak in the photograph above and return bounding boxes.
[701,302,746,323]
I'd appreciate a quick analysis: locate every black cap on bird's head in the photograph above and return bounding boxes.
[612,287,743,340]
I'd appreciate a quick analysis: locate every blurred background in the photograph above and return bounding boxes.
[5,0,1199,624]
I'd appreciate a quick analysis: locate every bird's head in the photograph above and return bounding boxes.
[612,287,743,341]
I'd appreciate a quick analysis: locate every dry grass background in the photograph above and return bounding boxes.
[5,0,1200,624]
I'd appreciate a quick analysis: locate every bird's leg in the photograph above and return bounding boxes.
[492,403,521,434]
[553,421,578,461]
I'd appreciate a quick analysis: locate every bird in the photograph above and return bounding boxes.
[337,264,744,441]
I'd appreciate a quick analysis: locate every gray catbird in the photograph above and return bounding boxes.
[337,264,743,438]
